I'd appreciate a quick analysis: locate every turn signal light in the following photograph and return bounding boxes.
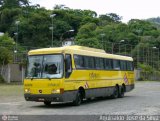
[60,88,64,94]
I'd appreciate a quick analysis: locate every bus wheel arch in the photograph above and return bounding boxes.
[73,86,85,106]
[78,86,85,100]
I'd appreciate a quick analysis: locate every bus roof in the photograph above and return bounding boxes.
[28,45,133,61]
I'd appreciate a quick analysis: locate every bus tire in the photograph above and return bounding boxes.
[86,98,92,102]
[44,101,51,106]
[118,86,125,98]
[73,92,82,106]
[111,86,119,99]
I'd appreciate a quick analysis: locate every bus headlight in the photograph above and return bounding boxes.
[52,89,60,94]
[25,89,30,93]
[52,88,64,94]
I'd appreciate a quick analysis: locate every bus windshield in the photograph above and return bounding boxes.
[26,54,63,79]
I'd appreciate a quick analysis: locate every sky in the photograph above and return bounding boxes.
[30,0,160,23]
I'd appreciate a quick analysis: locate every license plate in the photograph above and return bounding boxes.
[38,98,45,101]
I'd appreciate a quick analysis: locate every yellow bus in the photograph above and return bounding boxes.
[24,45,134,106]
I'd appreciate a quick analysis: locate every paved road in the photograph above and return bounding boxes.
[0,81,160,120]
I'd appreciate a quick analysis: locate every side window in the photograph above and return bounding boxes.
[120,61,127,71]
[74,55,84,69]
[95,58,104,69]
[131,62,134,70]
[84,56,90,69]
[74,55,95,69]
[99,58,104,69]
[113,60,120,70]
[104,59,113,70]
[87,56,95,69]
[65,54,72,78]
[95,58,100,69]
[127,61,133,71]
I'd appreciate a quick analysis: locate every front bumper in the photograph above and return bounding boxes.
[24,91,77,102]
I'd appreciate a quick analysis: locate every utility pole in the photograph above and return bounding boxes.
[100,33,105,50]
[50,14,56,47]
[14,20,20,63]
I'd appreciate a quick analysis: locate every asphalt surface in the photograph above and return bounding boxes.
[0,81,160,121]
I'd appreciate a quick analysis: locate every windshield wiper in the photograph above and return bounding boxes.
[47,77,51,80]
[31,77,36,80]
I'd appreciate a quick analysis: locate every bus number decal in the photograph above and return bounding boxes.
[89,72,99,79]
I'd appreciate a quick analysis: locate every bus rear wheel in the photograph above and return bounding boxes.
[118,86,125,98]
[44,101,51,106]
[73,92,82,106]
[111,86,119,99]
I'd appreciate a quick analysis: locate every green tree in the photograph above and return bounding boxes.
[0,8,21,32]
[0,33,15,50]
[0,0,29,8]
[76,23,97,39]
[0,47,12,65]
[76,38,100,48]
[128,19,157,36]
[0,33,14,65]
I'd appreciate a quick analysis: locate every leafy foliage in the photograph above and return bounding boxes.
[0,33,14,65]
[138,63,153,73]
[0,1,160,70]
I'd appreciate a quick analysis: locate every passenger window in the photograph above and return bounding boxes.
[120,61,126,70]
[113,60,120,70]
[85,56,95,69]
[95,58,104,69]
[127,61,133,71]
[99,58,104,69]
[89,57,95,69]
[74,55,84,69]
[105,59,113,70]
[84,56,90,69]
[95,58,99,69]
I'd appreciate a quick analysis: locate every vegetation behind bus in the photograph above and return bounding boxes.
[0,0,160,81]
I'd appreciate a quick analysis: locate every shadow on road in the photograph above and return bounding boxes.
[31,95,134,109]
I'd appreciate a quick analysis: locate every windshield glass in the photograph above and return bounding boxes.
[26,54,63,79]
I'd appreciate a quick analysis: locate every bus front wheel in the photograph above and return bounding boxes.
[73,92,82,106]
[44,101,51,106]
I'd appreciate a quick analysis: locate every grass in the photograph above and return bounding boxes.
[0,84,23,97]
